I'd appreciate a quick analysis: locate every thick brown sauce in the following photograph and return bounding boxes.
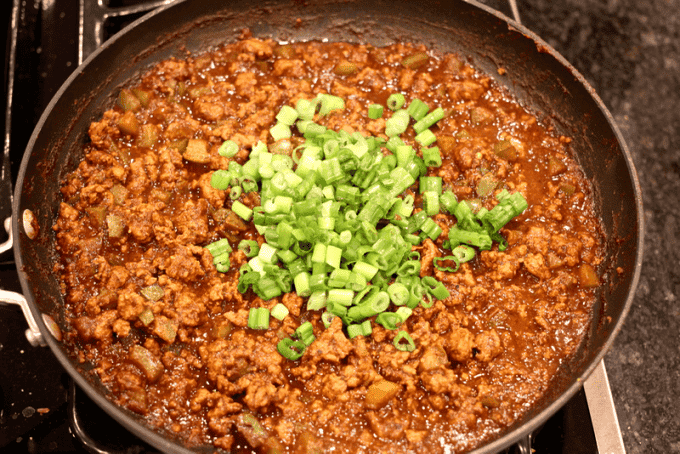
[53,37,604,453]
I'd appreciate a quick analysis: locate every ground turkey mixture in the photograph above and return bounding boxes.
[53,34,604,453]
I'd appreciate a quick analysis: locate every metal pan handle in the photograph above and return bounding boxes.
[0,234,62,347]
[0,289,46,347]
[584,360,627,454]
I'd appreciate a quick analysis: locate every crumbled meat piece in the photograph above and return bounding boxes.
[72,310,117,343]
[445,328,475,362]
[475,330,503,362]
[524,252,551,279]
[117,292,146,321]
[174,291,208,327]
[164,246,205,282]
[55,39,605,454]
[306,317,353,364]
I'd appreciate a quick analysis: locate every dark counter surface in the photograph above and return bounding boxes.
[481,0,679,452]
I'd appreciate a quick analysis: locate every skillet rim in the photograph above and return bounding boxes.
[11,0,644,453]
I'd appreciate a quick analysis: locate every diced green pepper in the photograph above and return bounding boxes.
[212,321,233,339]
[131,88,151,108]
[117,111,139,136]
[106,214,125,238]
[579,263,599,288]
[183,139,211,163]
[494,140,518,161]
[548,156,567,176]
[153,316,178,343]
[111,143,131,166]
[470,107,494,125]
[118,88,141,112]
[365,379,401,409]
[129,345,164,382]
[150,188,172,204]
[168,138,188,153]
[85,205,107,227]
[138,308,155,326]
[110,184,128,205]
[137,124,159,148]
[401,52,429,69]
[140,283,164,302]
[476,173,497,197]
[560,183,576,195]
[333,61,358,76]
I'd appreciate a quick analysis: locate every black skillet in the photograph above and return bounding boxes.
[10,0,644,452]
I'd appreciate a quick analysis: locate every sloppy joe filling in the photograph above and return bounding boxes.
[53,36,604,453]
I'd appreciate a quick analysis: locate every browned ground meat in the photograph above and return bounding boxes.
[53,37,604,453]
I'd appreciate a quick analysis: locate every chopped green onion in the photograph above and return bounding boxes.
[420,217,443,240]
[321,311,336,328]
[387,282,410,306]
[423,191,440,216]
[422,276,450,300]
[347,323,363,339]
[317,94,345,116]
[395,307,412,323]
[229,186,243,200]
[205,96,526,352]
[385,136,405,152]
[238,240,260,258]
[258,243,278,264]
[453,245,476,263]
[415,129,437,147]
[448,226,492,250]
[347,291,389,321]
[294,271,312,297]
[271,303,289,321]
[348,319,372,338]
[386,93,406,111]
[413,107,445,134]
[231,200,253,221]
[325,245,342,269]
[433,255,460,273]
[295,321,315,346]
[276,105,299,126]
[218,140,239,157]
[353,261,379,281]
[385,109,410,137]
[307,291,327,311]
[296,99,316,121]
[210,170,232,190]
[277,338,306,360]
[270,122,292,141]
[368,104,384,119]
[422,146,442,167]
[247,307,270,330]
[205,238,232,257]
[328,288,355,306]
[394,331,416,352]
[376,312,400,330]
[440,190,458,214]
[407,99,429,121]
[213,253,231,272]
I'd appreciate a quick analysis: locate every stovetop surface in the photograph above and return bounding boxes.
[2,0,678,453]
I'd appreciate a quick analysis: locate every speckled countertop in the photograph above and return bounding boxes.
[480,0,680,452]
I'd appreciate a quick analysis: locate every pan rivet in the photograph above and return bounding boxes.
[42,314,62,341]
[22,209,38,240]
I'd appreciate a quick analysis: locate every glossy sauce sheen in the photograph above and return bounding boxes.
[53,37,604,453]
